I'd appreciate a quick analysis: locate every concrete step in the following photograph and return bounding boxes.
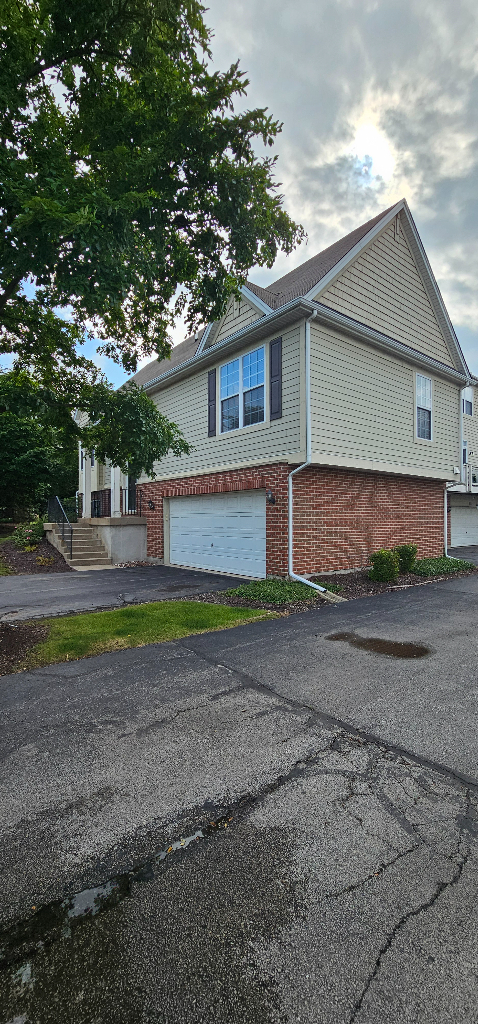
[49,525,110,564]
[71,542,107,551]
[68,557,111,565]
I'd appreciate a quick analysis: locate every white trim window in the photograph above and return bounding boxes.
[463,386,474,417]
[220,346,265,432]
[416,373,432,440]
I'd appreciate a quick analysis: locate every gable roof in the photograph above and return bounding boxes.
[130,200,471,389]
[245,206,397,310]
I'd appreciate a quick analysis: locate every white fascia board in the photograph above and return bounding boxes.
[195,322,213,355]
[139,294,468,393]
[311,301,468,384]
[240,284,273,314]
[399,203,471,378]
[304,200,405,300]
[195,287,271,359]
[140,297,311,389]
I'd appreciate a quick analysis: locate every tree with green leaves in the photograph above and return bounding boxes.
[0,0,302,480]
[0,371,190,509]
[1,0,302,382]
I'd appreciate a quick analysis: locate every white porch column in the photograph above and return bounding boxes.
[111,465,121,517]
[83,452,92,520]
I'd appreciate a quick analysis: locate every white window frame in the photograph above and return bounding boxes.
[463,386,474,417]
[415,372,433,443]
[219,345,266,433]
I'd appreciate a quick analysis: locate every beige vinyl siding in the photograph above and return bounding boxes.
[464,388,478,460]
[317,221,454,367]
[142,328,301,480]
[210,296,263,347]
[310,322,459,476]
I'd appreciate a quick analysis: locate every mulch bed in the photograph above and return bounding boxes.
[183,566,478,612]
[1,539,73,574]
[312,567,478,599]
[0,621,48,675]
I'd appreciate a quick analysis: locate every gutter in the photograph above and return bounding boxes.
[287,312,346,604]
[138,298,468,395]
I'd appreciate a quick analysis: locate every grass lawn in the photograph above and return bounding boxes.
[21,600,275,670]
[223,578,338,603]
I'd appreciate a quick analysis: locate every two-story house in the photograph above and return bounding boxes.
[447,380,478,546]
[78,199,471,576]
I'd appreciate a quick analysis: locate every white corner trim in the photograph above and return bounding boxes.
[195,322,213,355]
[241,284,273,314]
[304,200,405,300]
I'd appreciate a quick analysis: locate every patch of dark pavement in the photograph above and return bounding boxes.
[326,631,430,658]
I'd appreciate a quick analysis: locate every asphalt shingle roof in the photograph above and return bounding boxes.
[129,328,205,387]
[246,206,396,309]
[129,206,397,386]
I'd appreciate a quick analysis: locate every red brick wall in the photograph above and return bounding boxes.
[139,463,445,575]
[292,466,445,573]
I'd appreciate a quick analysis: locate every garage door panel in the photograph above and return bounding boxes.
[169,490,266,577]
[450,505,478,546]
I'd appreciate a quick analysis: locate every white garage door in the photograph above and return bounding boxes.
[169,490,266,577]
[450,504,478,545]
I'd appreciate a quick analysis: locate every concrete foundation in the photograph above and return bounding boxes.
[85,517,148,563]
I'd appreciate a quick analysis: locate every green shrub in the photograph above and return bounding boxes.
[413,556,476,576]
[393,543,418,573]
[368,548,400,582]
[12,518,44,550]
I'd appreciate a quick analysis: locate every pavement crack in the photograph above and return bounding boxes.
[348,850,470,1023]
[177,641,478,796]
[321,845,417,906]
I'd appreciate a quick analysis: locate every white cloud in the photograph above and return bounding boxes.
[205,0,478,372]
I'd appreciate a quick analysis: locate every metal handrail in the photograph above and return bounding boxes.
[47,495,73,559]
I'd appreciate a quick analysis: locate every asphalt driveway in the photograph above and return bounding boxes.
[1,574,478,1022]
[449,544,478,565]
[0,563,247,621]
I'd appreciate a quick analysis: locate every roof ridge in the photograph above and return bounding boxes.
[247,205,397,309]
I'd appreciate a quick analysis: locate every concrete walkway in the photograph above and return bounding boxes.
[1,574,478,1021]
[0,563,248,621]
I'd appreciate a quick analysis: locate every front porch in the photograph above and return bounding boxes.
[74,455,148,564]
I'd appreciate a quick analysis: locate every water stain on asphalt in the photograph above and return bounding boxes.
[326,632,430,658]
[0,820,299,1023]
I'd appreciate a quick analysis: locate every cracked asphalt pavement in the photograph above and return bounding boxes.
[1,574,478,1021]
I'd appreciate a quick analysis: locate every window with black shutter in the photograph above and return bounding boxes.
[270,338,282,420]
[208,368,216,436]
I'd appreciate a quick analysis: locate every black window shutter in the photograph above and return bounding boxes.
[208,368,216,436]
[270,338,282,420]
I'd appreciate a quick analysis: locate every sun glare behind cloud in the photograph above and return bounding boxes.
[349,122,396,181]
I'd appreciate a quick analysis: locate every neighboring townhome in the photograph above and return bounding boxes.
[79,199,472,577]
[447,381,478,547]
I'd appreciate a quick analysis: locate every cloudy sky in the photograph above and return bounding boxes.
[203,0,478,366]
[113,0,478,385]
[8,0,478,386]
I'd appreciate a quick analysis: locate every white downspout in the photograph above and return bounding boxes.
[288,310,328,595]
[459,387,465,484]
[444,487,448,557]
